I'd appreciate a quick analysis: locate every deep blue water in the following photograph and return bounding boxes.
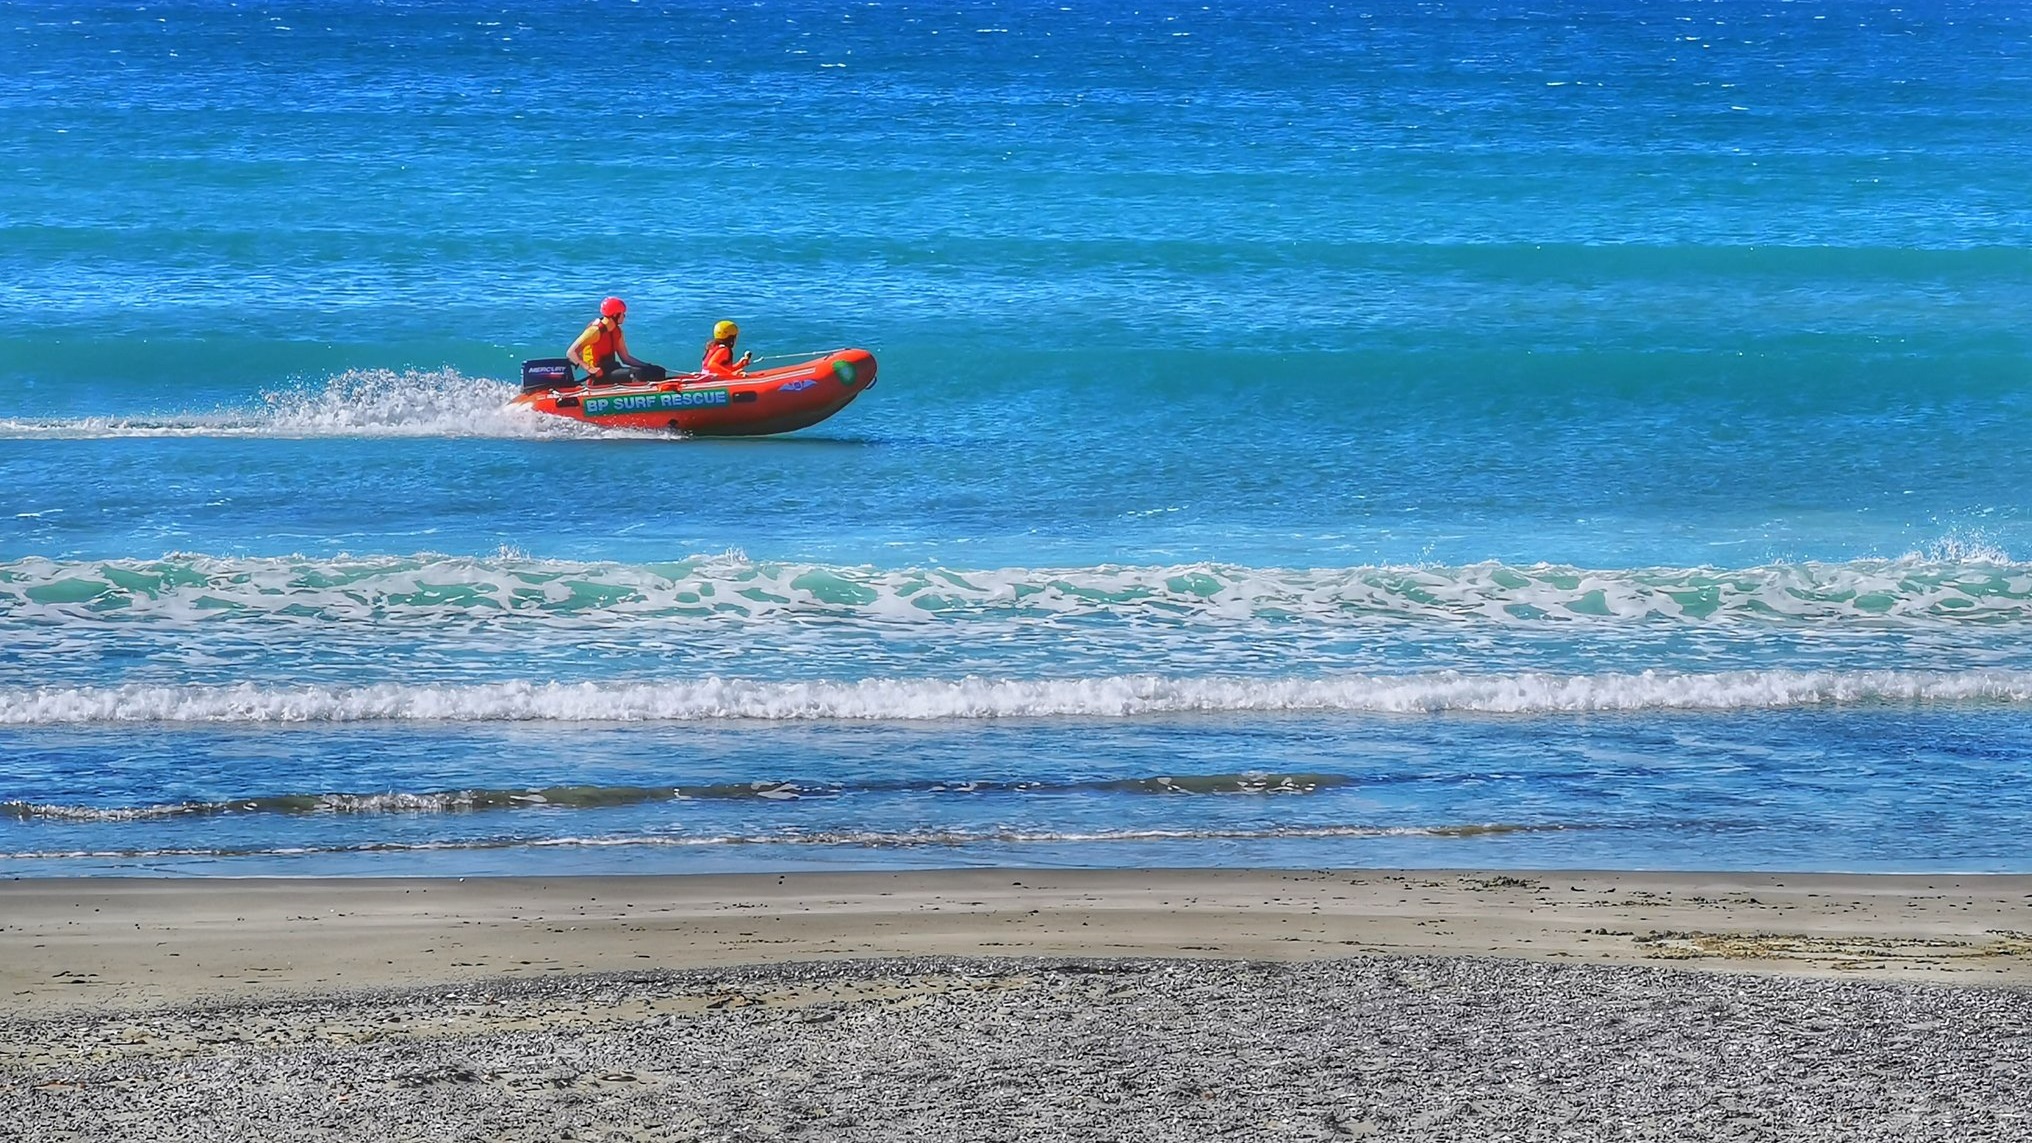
[2,0,2030,876]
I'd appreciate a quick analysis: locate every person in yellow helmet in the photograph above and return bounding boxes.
[700,320,753,379]
[566,297,664,385]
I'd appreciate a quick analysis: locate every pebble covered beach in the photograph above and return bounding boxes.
[11,956,2032,1143]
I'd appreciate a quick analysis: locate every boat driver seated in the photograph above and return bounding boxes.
[568,297,664,385]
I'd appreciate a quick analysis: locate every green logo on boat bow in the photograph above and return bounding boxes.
[831,358,860,385]
[582,389,730,417]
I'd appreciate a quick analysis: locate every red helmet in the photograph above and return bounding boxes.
[600,296,627,318]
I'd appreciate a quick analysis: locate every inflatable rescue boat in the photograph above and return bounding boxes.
[512,348,877,436]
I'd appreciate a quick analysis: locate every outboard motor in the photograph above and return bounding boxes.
[521,358,576,393]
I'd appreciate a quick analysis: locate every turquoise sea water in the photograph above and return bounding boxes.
[3,0,2030,876]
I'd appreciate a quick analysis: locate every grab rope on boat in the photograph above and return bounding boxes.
[749,348,851,364]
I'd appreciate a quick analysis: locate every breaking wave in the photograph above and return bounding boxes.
[4,670,2030,725]
[0,821,1565,862]
[7,551,2032,627]
[1,772,1358,822]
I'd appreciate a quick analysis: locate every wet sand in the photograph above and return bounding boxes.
[7,868,2032,1141]
[6,867,2032,1013]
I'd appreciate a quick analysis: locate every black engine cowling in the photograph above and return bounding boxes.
[521,358,576,392]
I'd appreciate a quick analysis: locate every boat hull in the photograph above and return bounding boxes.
[512,348,877,437]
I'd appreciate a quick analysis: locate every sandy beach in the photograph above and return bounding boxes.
[6,868,2032,1140]
[7,867,2032,1012]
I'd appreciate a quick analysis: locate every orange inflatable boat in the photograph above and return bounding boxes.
[512,349,877,436]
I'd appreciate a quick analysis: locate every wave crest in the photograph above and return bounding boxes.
[0,822,1564,862]
[0,772,1354,822]
[4,670,2029,724]
[7,553,2032,627]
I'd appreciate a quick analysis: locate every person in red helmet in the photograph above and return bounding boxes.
[566,297,664,385]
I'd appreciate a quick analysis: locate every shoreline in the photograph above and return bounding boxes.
[8,867,2031,1015]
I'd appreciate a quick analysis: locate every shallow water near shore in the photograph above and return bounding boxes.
[2,0,2030,876]
[9,708,2032,876]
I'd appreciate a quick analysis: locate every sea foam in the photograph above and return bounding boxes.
[5,670,2030,724]
[6,552,2032,627]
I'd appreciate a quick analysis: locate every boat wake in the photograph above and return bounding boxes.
[0,369,609,440]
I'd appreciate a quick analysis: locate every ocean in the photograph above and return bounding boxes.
[3,0,2029,877]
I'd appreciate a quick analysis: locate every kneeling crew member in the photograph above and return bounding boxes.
[701,320,753,378]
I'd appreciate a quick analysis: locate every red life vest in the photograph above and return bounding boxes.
[580,318,621,368]
[701,339,740,376]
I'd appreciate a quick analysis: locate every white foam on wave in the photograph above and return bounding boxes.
[6,669,2031,724]
[7,550,2032,628]
[0,823,1542,862]
[4,792,475,821]
[0,369,609,440]
[1908,531,2013,566]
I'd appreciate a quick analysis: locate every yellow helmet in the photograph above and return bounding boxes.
[713,320,739,340]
